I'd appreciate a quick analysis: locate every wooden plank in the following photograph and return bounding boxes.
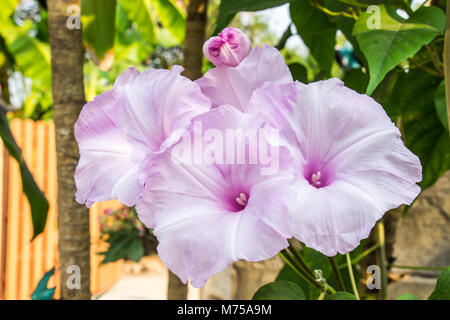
[19,120,33,299]
[5,120,22,299]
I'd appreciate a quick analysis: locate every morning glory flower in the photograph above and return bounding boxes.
[203,27,252,67]
[135,105,296,287]
[196,30,292,111]
[247,79,422,256]
[74,66,211,207]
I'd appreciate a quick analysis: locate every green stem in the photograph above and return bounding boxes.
[376,220,388,300]
[328,257,345,291]
[278,250,323,291]
[346,253,360,300]
[287,240,315,277]
[317,291,326,300]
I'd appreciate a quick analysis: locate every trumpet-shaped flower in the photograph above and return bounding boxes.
[136,105,296,287]
[248,79,422,256]
[74,66,211,207]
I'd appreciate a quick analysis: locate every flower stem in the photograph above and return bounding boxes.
[346,253,360,300]
[287,240,314,276]
[279,250,321,290]
[317,290,326,300]
[328,256,345,291]
[375,220,388,300]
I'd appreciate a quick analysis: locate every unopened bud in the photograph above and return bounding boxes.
[203,27,252,67]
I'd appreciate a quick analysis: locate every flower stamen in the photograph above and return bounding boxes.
[311,171,322,188]
[235,192,248,207]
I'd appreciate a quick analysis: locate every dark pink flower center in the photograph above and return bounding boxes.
[228,192,249,212]
[304,161,334,189]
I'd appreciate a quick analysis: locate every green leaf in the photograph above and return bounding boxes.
[434,80,449,130]
[290,0,337,75]
[150,0,185,43]
[325,292,357,300]
[397,293,420,300]
[31,267,56,300]
[253,280,305,300]
[288,62,308,83]
[353,5,445,95]
[387,69,450,190]
[127,237,145,262]
[99,230,144,264]
[81,0,117,62]
[0,111,49,238]
[342,69,369,94]
[214,0,292,35]
[428,266,450,300]
[119,0,155,43]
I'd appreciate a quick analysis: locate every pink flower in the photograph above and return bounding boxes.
[197,40,292,111]
[74,66,211,207]
[136,106,296,287]
[203,27,252,67]
[248,79,422,256]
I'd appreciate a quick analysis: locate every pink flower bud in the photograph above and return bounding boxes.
[203,27,252,67]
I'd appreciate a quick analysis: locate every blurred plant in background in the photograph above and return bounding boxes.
[98,207,158,265]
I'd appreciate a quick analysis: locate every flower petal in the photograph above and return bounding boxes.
[136,106,294,287]
[75,66,210,207]
[195,45,292,111]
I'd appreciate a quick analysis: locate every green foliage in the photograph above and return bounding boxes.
[434,80,449,130]
[397,293,420,300]
[98,207,156,264]
[290,0,337,75]
[99,230,145,264]
[353,5,445,95]
[214,0,292,35]
[386,69,450,190]
[288,62,308,83]
[31,267,56,300]
[253,280,305,300]
[119,0,156,43]
[150,0,186,43]
[342,68,369,94]
[0,110,49,239]
[428,266,450,300]
[325,292,357,300]
[82,0,117,62]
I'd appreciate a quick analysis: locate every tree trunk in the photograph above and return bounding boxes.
[182,0,208,80]
[47,0,91,300]
[166,0,208,300]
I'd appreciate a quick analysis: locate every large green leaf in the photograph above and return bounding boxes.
[81,0,117,62]
[387,69,450,190]
[428,266,450,300]
[253,280,305,300]
[150,0,185,43]
[214,0,292,35]
[290,0,337,75]
[0,110,49,239]
[325,292,357,300]
[434,80,449,130]
[119,0,155,43]
[353,5,445,95]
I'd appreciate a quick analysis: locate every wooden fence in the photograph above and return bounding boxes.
[0,119,122,300]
